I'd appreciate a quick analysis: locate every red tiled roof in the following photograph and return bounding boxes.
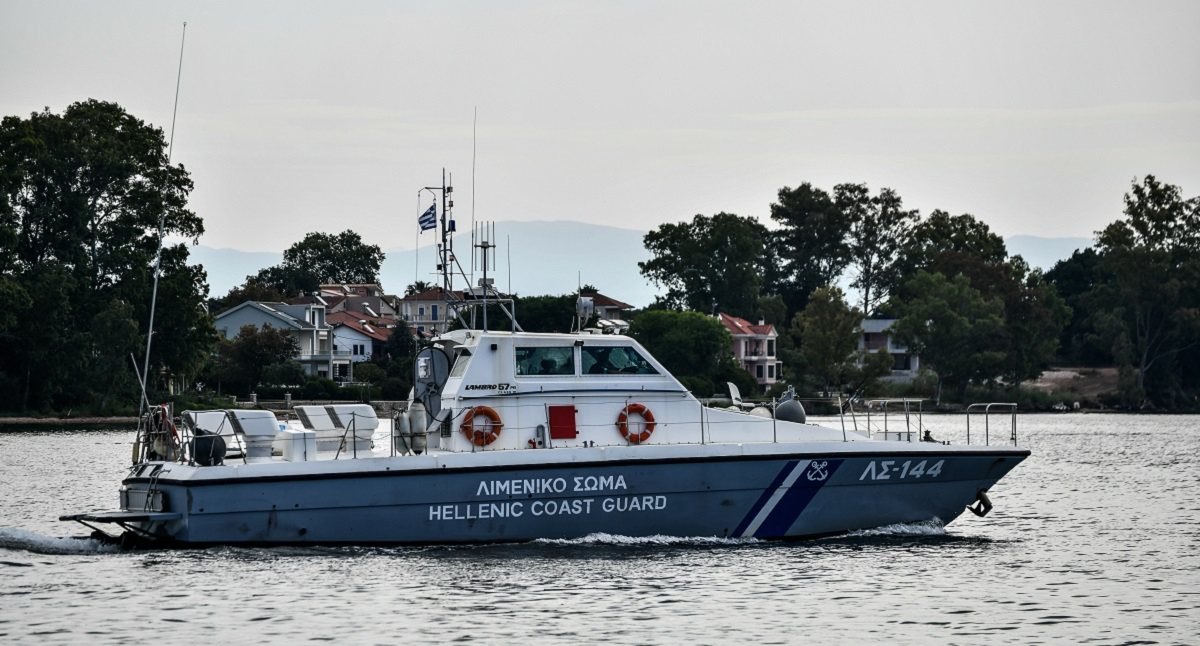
[582,292,633,310]
[327,311,401,342]
[718,312,776,337]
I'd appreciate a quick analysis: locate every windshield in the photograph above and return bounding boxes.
[515,346,576,376]
[581,346,659,375]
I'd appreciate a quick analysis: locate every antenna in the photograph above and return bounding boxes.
[471,107,477,276]
[140,21,187,415]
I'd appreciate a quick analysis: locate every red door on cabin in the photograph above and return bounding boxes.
[548,405,578,439]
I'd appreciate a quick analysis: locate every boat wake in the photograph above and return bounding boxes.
[533,532,759,546]
[0,527,121,555]
[843,518,947,538]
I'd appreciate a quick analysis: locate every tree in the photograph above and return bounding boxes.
[639,212,768,317]
[260,360,307,387]
[405,281,435,296]
[382,320,419,398]
[838,184,919,315]
[211,280,284,315]
[1089,175,1200,405]
[998,259,1071,388]
[0,100,208,412]
[790,286,894,397]
[208,324,300,396]
[515,294,576,333]
[769,183,854,317]
[891,271,1006,403]
[1045,248,1108,365]
[255,230,384,296]
[791,287,862,395]
[889,210,1008,301]
[352,361,386,385]
[628,310,737,395]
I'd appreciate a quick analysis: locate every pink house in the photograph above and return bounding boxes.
[717,313,783,389]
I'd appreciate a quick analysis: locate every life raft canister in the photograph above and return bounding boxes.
[617,403,656,444]
[461,406,503,446]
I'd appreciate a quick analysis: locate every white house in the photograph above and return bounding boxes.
[859,319,921,382]
[214,301,343,378]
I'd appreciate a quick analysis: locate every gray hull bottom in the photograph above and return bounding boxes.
[113,451,1027,546]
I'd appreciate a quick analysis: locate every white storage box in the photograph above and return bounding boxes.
[278,428,317,462]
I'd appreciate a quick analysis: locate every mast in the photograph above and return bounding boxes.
[140,21,187,412]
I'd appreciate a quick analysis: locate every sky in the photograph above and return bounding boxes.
[2,0,1198,256]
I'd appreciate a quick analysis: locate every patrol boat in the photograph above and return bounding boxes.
[62,182,1028,547]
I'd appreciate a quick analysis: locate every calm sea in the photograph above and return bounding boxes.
[1,414,1197,645]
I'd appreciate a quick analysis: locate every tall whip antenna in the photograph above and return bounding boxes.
[471,107,477,276]
[140,21,187,413]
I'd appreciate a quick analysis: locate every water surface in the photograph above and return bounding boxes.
[1,414,1197,644]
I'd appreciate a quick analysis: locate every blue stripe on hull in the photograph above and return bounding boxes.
[753,459,843,537]
[731,460,801,537]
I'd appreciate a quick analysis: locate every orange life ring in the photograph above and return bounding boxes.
[617,403,656,444]
[461,406,503,446]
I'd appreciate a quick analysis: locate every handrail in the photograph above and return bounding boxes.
[966,402,1018,445]
[863,398,925,442]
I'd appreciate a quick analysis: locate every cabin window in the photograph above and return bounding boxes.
[515,347,575,376]
[581,346,659,375]
[450,349,473,378]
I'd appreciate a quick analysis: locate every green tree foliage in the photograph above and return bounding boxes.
[260,360,307,387]
[515,294,577,333]
[628,310,744,396]
[1045,248,1109,365]
[838,184,920,315]
[790,287,893,397]
[254,230,384,297]
[382,320,419,397]
[352,361,386,385]
[640,212,768,316]
[890,210,1008,300]
[1089,175,1200,406]
[208,324,300,396]
[891,271,1006,403]
[0,100,209,412]
[769,183,853,316]
[405,281,435,296]
[791,287,861,395]
[999,259,1072,388]
[210,280,284,315]
[890,211,1067,390]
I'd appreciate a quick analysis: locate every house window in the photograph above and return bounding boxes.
[767,339,776,357]
[353,343,365,355]
[756,365,764,379]
[768,364,775,379]
[418,306,426,317]
[432,304,439,321]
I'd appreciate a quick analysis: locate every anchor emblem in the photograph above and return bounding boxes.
[806,460,829,481]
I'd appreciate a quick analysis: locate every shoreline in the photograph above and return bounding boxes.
[0,416,138,426]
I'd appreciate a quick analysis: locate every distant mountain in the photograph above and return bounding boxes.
[380,221,657,307]
[189,221,658,307]
[1004,235,1094,271]
[188,228,1090,305]
[186,246,281,297]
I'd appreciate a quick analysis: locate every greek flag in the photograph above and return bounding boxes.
[418,204,437,232]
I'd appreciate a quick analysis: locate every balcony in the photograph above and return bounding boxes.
[297,350,351,362]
